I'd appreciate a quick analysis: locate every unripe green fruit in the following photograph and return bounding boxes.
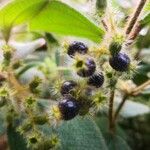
[33,115,48,125]
[0,97,7,107]
[109,34,125,56]
[29,137,38,144]
[109,41,122,56]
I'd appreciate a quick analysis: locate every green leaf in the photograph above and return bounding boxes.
[7,125,29,150]
[0,0,104,43]
[95,117,127,141]
[40,116,108,150]
[106,135,131,150]
[29,0,104,42]
[57,117,108,150]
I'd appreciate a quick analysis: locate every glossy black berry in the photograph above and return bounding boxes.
[68,41,88,57]
[60,80,77,95]
[77,58,96,77]
[58,97,79,120]
[109,53,130,72]
[87,72,104,88]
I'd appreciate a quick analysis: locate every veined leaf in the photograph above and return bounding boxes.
[29,0,104,42]
[0,0,104,42]
[40,116,108,150]
[57,117,108,150]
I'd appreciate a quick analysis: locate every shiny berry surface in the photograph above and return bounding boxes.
[87,72,104,88]
[109,53,130,72]
[68,41,88,57]
[60,80,77,95]
[77,58,96,77]
[58,97,79,120]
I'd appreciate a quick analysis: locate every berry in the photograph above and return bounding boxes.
[58,96,79,120]
[109,53,130,72]
[87,72,104,88]
[77,58,96,77]
[60,80,77,95]
[68,41,88,57]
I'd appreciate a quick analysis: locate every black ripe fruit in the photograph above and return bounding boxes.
[68,41,88,57]
[109,53,130,72]
[60,80,77,96]
[58,97,79,120]
[87,72,104,88]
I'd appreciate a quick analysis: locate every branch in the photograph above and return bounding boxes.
[128,22,142,41]
[109,89,115,133]
[114,94,128,121]
[101,19,108,31]
[125,0,147,35]
[114,80,150,121]
[132,79,150,96]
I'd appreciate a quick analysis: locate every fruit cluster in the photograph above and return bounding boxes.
[57,40,131,121]
[58,41,105,120]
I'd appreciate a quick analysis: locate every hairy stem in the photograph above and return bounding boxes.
[128,23,142,42]
[109,89,115,133]
[125,0,147,35]
[114,94,128,121]
[101,19,108,31]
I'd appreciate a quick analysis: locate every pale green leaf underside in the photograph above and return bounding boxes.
[0,0,104,42]
[114,98,150,118]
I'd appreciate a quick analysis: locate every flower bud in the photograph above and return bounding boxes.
[96,0,107,17]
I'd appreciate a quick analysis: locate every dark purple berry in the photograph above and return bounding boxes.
[58,96,79,120]
[68,41,88,57]
[87,72,104,88]
[109,53,130,72]
[60,80,77,95]
[77,58,96,77]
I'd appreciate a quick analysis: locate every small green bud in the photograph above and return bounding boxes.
[106,72,113,78]
[29,136,38,144]
[3,45,12,60]
[18,121,32,134]
[96,0,107,17]
[109,34,125,56]
[78,96,92,116]
[109,42,122,56]
[0,96,7,107]
[29,76,42,94]
[25,96,36,108]
[2,45,13,67]
[12,61,23,69]
[37,135,59,150]
[32,115,48,125]
[0,87,9,98]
